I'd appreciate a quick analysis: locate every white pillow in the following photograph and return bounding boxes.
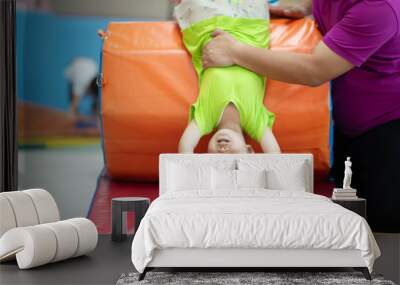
[238,159,308,191]
[266,167,306,191]
[167,162,211,191]
[211,168,237,190]
[167,158,236,171]
[236,169,267,189]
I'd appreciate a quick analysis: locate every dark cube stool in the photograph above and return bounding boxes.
[332,198,366,219]
[112,197,150,242]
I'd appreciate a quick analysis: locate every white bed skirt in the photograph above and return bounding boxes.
[148,248,366,268]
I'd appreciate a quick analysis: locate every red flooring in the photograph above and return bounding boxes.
[88,170,159,234]
[88,169,335,234]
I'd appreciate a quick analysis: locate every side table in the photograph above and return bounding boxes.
[332,198,366,219]
[112,197,150,242]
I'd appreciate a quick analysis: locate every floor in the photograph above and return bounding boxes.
[374,233,400,283]
[1,234,398,285]
[17,147,103,219]
[9,148,400,284]
[0,235,133,285]
[18,101,100,141]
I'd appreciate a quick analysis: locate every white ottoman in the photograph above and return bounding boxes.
[0,189,98,269]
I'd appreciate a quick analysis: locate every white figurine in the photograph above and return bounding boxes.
[343,157,353,189]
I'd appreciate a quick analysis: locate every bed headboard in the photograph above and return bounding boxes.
[159,154,314,195]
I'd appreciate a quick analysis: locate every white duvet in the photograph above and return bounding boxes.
[131,190,380,273]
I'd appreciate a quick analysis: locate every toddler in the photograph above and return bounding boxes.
[176,0,281,154]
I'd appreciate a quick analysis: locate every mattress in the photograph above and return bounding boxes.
[131,190,380,273]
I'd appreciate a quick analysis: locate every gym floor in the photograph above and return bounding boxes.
[17,147,103,219]
[3,147,398,284]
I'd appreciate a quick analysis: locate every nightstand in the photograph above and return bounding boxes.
[331,198,366,219]
[111,197,150,242]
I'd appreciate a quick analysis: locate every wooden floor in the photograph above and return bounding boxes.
[0,235,133,285]
[18,101,100,138]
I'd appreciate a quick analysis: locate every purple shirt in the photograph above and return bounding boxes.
[313,0,400,137]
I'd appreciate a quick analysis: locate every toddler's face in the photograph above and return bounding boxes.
[208,128,251,154]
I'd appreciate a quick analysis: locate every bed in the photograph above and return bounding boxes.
[131,154,380,280]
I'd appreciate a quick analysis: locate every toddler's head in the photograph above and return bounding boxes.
[208,128,254,154]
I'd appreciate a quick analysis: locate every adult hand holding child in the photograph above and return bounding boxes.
[202,29,240,69]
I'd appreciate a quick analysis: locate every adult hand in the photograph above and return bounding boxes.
[269,0,312,19]
[202,29,242,68]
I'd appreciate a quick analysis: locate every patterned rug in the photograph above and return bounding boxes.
[117,271,396,285]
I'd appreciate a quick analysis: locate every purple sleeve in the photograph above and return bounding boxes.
[323,1,398,67]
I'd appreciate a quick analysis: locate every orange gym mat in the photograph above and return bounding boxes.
[100,18,331,181]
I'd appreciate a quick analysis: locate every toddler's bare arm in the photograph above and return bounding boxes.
[178,120,202,153]
[260,127,281,153]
